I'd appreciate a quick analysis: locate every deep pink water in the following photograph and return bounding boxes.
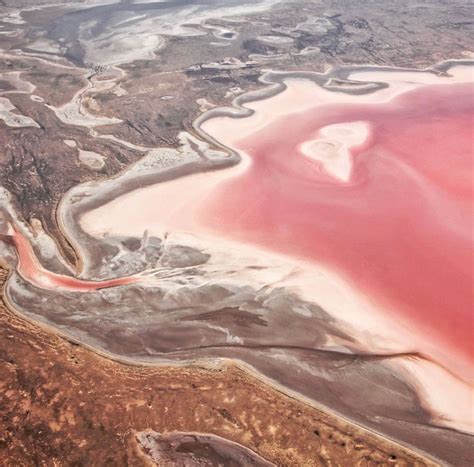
[201,82,474,369]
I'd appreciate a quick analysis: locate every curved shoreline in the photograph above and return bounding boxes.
[48,58,473,280]
[63,59,474,266]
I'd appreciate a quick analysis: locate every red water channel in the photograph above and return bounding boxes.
[11,227,138,291]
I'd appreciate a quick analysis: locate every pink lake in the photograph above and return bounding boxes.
[200,81,474,375]
[80,70,474,397]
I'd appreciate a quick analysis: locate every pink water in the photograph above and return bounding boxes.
[11,227,138,291]
[201,82,474,369]
[12,80,473,381]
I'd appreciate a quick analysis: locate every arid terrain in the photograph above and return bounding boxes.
[0,266,434,466]
[1,1,473,465]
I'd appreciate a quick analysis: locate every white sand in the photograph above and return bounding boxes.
[49,76,122,128]
[349,64,474,85]
[78,0,280,66]
[299,121,370,182]
[258,35,294,45]
[1,11,25,25]
[1,71,36,94]
[27,39,64,55]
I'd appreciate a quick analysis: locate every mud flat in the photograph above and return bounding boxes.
[0,265,438,466]
[136,431,275,466]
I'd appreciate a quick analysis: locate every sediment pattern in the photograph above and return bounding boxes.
[0,267,433,466]
[2,61,473,465]
[1,1,473,465]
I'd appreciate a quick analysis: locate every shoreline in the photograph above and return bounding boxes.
[73,60,473,427]
[2,59,473,464]
[0,264,437,466]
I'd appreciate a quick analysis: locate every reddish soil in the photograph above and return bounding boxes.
[0,267,431,466]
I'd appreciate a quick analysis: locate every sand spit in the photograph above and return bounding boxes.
[0,190,136,292]
[0,190,74,276]
[9,224,138,292]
